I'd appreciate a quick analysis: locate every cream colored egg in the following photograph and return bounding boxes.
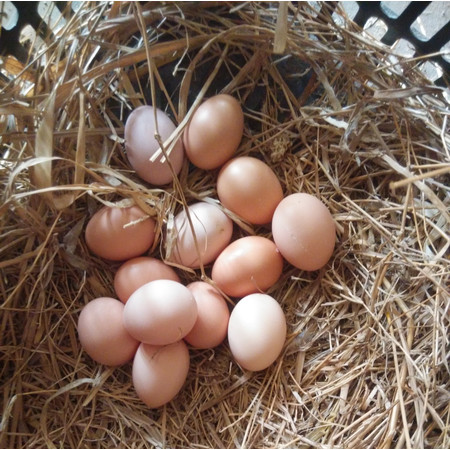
[227,293,286,371]
[168,202,233,269]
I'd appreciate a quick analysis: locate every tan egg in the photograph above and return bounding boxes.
[114,256,180,304]
[77,297,139,366]
[272,193,336,271]
[124,105,185,185]
[211,236,284,297]
[227,293,286,371]
[168,202,233,269]
[123,279,198,346]
[184,281,230,349]
[85,205,156,261]
[217,156,283,224]
[132,341,190,408]
[183,94,244,169]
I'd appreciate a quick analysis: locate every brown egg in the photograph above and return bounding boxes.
[184,281,230,349]
[124,105,185,185]
[85,205,156,261]
[132,341,190,409]
[114,256,180,304]
[217,156,283,224]
[183,94,244,169]
[77,297,139,366]
[272,193,336,271]
[211,236,284,297]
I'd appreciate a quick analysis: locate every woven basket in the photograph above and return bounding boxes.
[1,2,449,448]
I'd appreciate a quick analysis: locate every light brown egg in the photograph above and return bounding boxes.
[124,105,185,185]
[77,297,139,366]
[217,156,283,224]
[211,236,284,297]
[123,279,198,346]
[168,202,233,269]
[183,94,244,169]
[184,281,230,349]
[85,205,156,261]
[132,340,190,408]
[114,256,180,303]
[272,193,336,271]
[227,293,286,371]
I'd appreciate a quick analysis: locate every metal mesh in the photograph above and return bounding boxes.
[353,1,449,86]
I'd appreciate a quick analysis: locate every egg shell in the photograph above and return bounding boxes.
[183,94,244,169]
[123,279,198,346]
[272,193,336,271]
[77,297,139,366]
[114,256,180,304]
[132,341,190,409]
[217,156,283,224]
[227,293,286,371]
[124,105,185,185]
[168,202,233,269]
[85,205,156,261]
[184,281,230,349]
[211,236,284,297]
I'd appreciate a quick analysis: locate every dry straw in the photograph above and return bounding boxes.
[1,2,449,448]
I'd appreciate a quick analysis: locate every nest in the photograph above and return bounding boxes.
[1,2,449,448]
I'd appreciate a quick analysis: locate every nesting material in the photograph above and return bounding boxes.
[1,2,449,448]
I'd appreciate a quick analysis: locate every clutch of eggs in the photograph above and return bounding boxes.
[78,93,337,409]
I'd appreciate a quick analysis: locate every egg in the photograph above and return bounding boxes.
[217,156,283,224]
[77,297,139,366]
[183,94,244,169]
[132,340,190,408]
[211,236,284,297]
[124,105,185,185]
[123,279,198,346]
[168,202,233,269]
[184,281,230,349]
[85,205,156,261]
[114,256,180,303]
[272,193,336,271]
[227,293,286,371]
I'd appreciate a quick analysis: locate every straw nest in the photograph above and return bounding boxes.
[1,2,449,448]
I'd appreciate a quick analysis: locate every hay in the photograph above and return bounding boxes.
[1,2,449,448]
